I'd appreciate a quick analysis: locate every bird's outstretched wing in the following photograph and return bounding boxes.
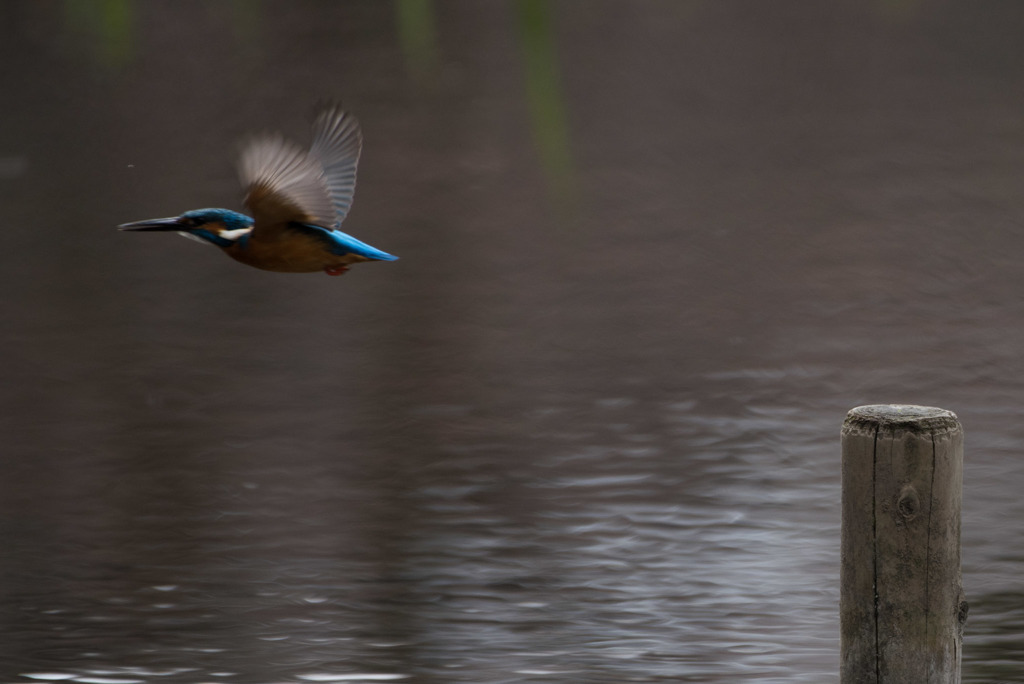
[239,134,336,231]
[238,107,362,235]
[309,108,362,229]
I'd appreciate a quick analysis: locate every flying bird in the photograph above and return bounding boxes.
[120,107,397,276]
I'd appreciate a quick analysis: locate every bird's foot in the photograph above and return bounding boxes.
[324,265,350,276]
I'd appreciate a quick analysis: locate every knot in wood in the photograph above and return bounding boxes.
[957,599,970,625]
[897,485,920,521]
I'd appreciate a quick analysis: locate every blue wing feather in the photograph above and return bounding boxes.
[297,223,398,261]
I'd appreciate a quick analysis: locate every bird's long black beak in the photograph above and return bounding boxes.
[118,216,186,232]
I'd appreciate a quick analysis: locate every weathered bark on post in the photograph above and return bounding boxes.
[841,405,967,683]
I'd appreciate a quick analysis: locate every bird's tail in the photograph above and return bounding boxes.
[327,228,398,261]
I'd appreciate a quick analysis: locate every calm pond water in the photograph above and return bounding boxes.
[3,1,1024,682]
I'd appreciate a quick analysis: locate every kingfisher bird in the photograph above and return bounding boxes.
[120,106,397,276]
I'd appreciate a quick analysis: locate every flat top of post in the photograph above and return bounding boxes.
[845,404,960,433]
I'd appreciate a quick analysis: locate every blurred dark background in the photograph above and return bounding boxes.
[2,1,1024,682]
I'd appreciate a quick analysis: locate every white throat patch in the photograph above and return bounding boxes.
[177,231,213,246]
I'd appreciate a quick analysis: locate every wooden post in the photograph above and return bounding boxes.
[841,405,968,683]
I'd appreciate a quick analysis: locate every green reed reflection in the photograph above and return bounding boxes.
[515,0,577,213]
[64,0,133,67]
[396,0,440,90]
